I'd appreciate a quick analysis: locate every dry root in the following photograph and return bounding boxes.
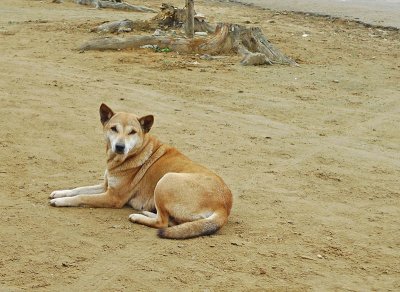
[77,0,157,13]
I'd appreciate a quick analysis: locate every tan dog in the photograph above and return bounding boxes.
[49,104,233,239]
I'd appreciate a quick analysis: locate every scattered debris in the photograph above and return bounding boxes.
[195,31,208,36]
[300,255,316,261]
[199,54,227,60]
[153,29,166,36]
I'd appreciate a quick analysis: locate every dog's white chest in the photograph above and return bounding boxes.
[108,176,119,188]
[105,170,120,188]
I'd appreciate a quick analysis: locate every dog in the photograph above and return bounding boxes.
[49,103,233,239]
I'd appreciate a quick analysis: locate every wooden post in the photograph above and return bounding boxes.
[185,0,194,38]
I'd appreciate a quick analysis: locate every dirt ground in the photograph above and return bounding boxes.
[0,0,399,291]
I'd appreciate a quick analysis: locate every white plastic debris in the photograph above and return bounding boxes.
[195,32,208,36]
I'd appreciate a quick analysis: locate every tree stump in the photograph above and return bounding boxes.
[81,23,297,66]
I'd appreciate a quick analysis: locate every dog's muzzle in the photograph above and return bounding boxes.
[115,143,125,154]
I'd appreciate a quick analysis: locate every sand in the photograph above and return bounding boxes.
[0,0,399,290]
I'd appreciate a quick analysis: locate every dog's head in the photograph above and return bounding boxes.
[99,103,154,157]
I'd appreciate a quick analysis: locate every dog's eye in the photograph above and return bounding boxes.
[110,126,118,133]
[129,130,136,135]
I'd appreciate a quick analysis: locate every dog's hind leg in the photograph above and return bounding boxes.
[49,184,105,199]
[128,211,169,228]
[129,201,169,229]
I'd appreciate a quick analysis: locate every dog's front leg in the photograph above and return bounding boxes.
[49,190,124,208]
[49,184,105,199]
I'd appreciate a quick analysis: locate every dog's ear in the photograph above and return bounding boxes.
[99,103,115,125]
[138,115,154,133]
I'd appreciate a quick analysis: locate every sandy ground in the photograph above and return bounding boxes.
[0,0,399,290]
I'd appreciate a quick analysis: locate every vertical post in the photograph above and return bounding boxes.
[185,0,194,38]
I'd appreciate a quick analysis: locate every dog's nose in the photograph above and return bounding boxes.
[115,143,125,154]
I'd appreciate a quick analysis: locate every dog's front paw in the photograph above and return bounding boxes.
[49,189,72,199]
[49,198,72,207]
[129,211,156,222]
[128,213,146,223]
[128,213,139,222]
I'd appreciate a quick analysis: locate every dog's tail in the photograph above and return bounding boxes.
[157,211,228,239]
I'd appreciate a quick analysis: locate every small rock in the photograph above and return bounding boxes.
[153,29,165,36]
[259,267,267,275]
[231,240,245,246]
[140,44,158,50]
[117,27,131,33]
[241,53,271,66]
[200,54,212,60]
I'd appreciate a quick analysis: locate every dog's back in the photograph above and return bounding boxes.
[126,138,233,239]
